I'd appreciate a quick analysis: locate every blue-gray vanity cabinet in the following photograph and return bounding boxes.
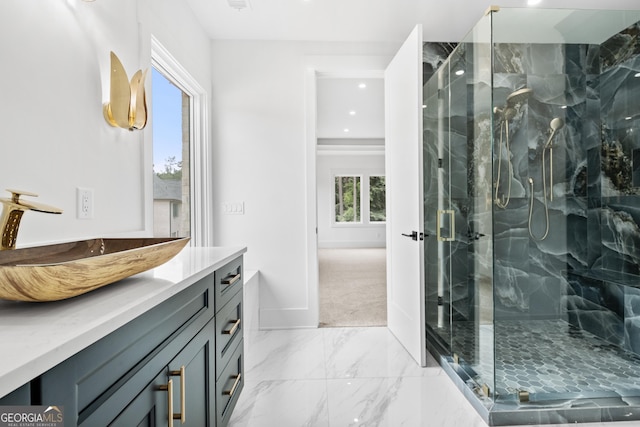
[106,318,215,427]
[28,254,244,427]
[0,383,30,405]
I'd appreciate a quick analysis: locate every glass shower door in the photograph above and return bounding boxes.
[424,57,453,354]
[424,12,495,400]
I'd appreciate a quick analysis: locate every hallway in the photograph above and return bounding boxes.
[318,248,387,327]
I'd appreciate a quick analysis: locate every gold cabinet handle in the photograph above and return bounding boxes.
[168,366,186,424]
[158,379,174,427]
[222,273,241,286]
[436,209,455,241]
[223,319,241,336]
[223,373,242,397]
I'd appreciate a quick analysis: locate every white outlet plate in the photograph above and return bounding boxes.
[77,187,94,219]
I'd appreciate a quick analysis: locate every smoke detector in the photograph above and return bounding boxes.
[227,0,252,10]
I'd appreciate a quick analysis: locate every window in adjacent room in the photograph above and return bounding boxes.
[334,175,362,223]
[369,175,386,222]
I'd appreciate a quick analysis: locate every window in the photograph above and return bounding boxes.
[151,36,211,246]
[333,173,386,225]
[335,175,361,223]
[151,67,191,238]
[369,175,386,222]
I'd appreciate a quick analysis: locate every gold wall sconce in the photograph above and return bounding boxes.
[103,51,148,131]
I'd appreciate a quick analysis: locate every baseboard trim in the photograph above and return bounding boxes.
[318,241,386,249]
[259,308,318,329]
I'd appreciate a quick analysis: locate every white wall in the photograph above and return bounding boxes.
[210,41,396,328]
[317,152,386,248]
[0,0,210,246]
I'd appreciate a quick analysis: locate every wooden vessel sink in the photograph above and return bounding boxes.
[0,237,190,302]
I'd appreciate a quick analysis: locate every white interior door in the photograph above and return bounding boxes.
[384,25,426,366]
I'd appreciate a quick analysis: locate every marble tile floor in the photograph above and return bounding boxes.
[228,327,640,427]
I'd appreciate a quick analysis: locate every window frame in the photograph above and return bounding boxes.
[368,174,386,224]
[331,171,385,228]
[333,174,364,225]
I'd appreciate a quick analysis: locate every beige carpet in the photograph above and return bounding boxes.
[318,248,387,327]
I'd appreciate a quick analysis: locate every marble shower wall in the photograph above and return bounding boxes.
[492,22,640,354]
[566,22,640,355]
[490,41,593,321]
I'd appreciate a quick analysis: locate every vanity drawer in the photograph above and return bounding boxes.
[214,256,243,312]
[216,342,244,427]
[215,288,243,379]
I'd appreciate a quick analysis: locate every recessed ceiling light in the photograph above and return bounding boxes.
[349,110,356,116]
[358,83,366,89]
[528,0,541,5]
[344,128,350,132]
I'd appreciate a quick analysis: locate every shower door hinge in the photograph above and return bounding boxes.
[482,384,491,398]
[518,389,530,403]
[437,296,444,306]
[438,158,443,168]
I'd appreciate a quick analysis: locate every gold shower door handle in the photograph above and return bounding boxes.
[437,210,455,241]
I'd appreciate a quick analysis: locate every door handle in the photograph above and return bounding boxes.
[437,210,455,241]
[401,231,424,241]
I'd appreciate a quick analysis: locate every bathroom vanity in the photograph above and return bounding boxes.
[0,246,246,427]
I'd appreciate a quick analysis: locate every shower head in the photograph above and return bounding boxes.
[495,87,534,121]
[506,87,534,107]
[550,117,564,131]
[544,117,565,148]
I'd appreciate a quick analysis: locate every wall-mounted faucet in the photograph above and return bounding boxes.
[0,189,63,250]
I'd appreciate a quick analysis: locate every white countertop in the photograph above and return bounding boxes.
[0,246,247,399]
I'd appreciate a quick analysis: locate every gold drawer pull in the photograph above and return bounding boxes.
[223,373,242,397]
[158,379,174,427]
[223,319,241,336]
[169,366,186,423]
[221,273,241,286]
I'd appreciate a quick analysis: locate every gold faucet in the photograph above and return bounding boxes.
[0,189,63,250]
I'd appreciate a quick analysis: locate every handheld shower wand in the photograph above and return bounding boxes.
[528,117,565,241]
[545,118,565,201]
[494,88,533,209]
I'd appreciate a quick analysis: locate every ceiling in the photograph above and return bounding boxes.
[316,77,384,140]
[185,0,640,143]
[186,0,640,43]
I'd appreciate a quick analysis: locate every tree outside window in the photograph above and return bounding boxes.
[369,175,386,222]
[333,174,386,225]
[335,176,361,223]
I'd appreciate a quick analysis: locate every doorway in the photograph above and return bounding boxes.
[315,75,387,327]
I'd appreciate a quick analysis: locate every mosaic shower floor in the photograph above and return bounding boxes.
[452,319,640,401]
